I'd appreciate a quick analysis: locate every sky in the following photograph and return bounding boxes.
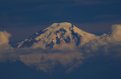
[0,0,121,41]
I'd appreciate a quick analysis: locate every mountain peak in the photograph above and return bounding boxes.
[17,22,97,49]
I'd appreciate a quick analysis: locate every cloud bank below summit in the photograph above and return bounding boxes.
[0,24,121,72]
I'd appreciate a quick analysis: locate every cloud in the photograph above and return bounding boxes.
[0,24,121,73]
[0,31,12,52]
[0,48,84,72]
[0,31,11,45]
[19,49,84,72]
[111,24,121,42]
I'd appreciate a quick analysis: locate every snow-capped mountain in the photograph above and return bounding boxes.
[17,22,97,49]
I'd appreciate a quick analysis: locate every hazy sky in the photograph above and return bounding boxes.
[0,0,121,41]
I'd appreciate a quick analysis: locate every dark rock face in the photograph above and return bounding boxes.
[71,29,81,46]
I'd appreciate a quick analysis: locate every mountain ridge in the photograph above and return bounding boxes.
[17,22,97,49]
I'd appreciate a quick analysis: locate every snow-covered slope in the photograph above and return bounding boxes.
[17,22,97,49]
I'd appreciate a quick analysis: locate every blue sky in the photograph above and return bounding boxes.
[0,0,121,41]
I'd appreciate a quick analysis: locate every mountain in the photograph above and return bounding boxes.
[17,22,97,49]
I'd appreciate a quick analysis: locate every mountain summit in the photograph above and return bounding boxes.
[17,22,97,49]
